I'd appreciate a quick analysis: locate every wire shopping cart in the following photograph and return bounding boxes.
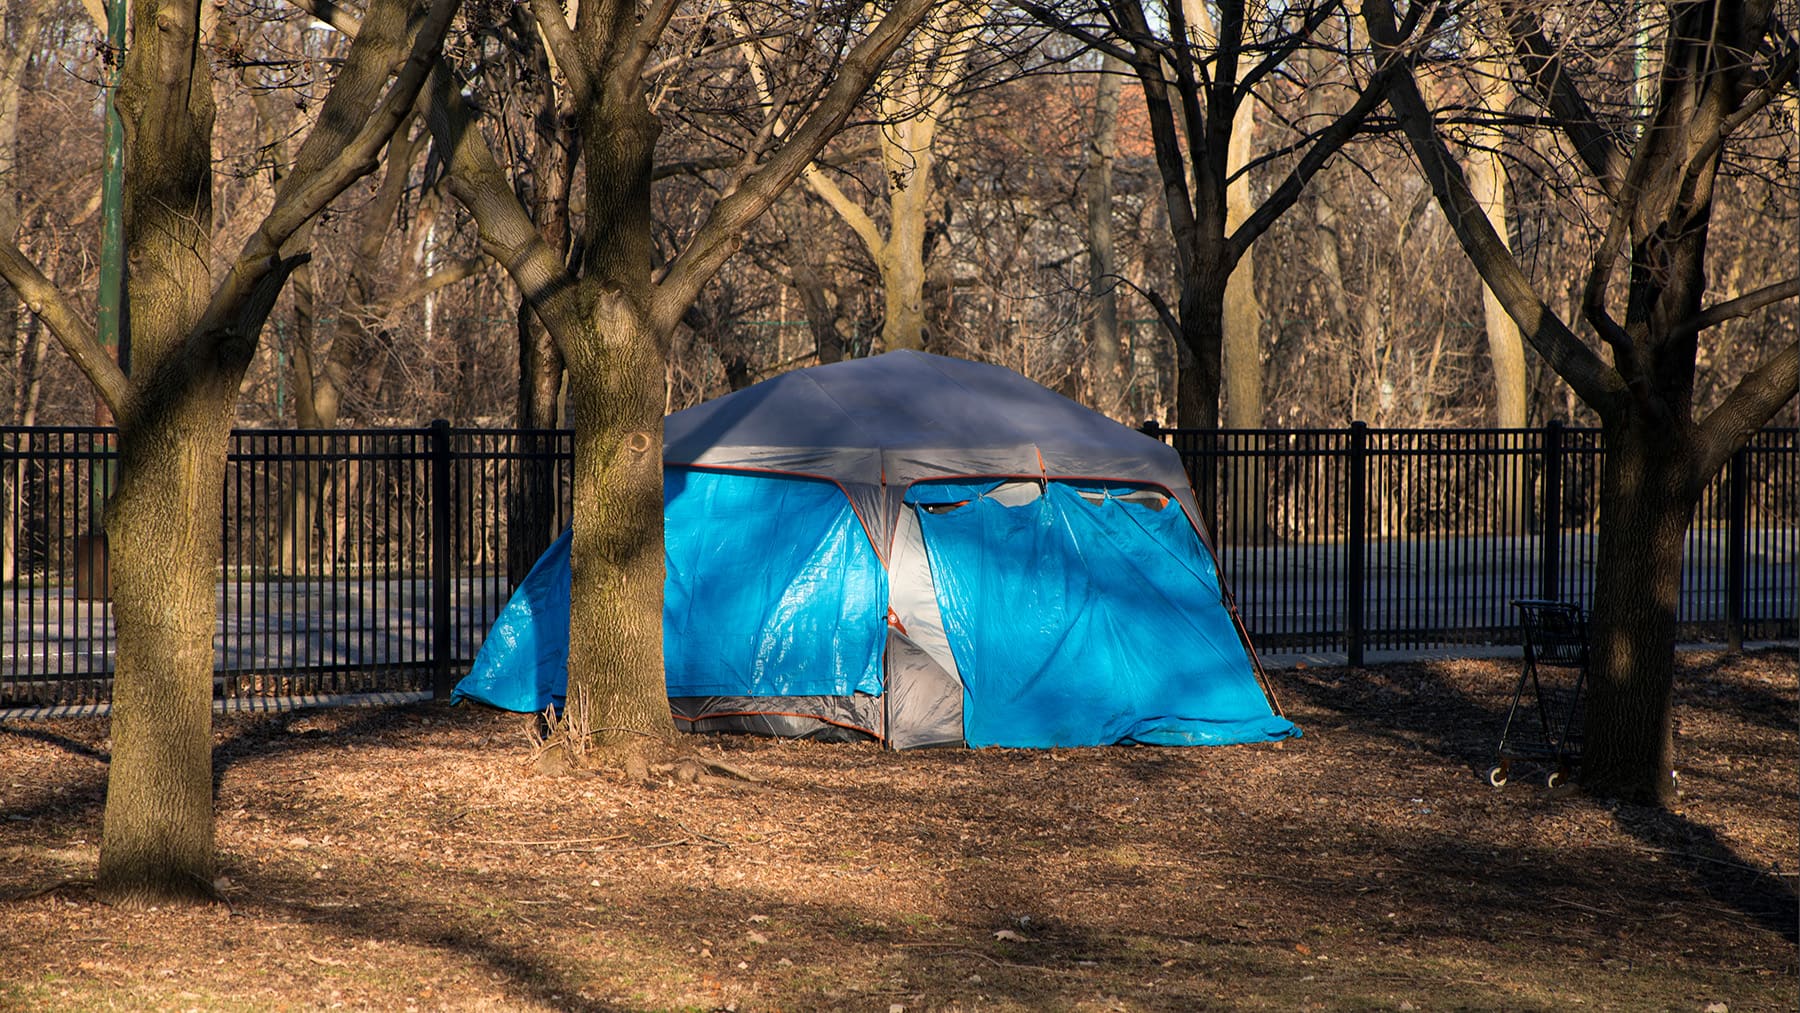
[1488,599,1587,788]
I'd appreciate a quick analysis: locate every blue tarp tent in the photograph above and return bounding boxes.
[453,351,1297,749]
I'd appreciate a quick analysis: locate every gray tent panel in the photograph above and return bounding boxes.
[883,633,965,750]
[669,694,883,743]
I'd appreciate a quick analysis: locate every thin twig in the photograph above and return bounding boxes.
[3,877,92,902]
[669,820,733,848]
[476,835,630,847]
[1550,897,1618,917]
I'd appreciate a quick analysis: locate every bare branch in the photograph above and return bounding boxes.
[652,0,938,335]
[529,0,591,104]
[1228,59,1395,262]
[199,0,460,347]
[1677,277,1800,338]
[1496,0,1630,199]
[0,240,127,413]
[1363,0,1625,414]
[286,0,362,37]
[801,168,887,262]
[725,2,887,260]
[1695,341,1799,482]
[621,0,682,87]
[378,257,490,315]
[422,65,585,349]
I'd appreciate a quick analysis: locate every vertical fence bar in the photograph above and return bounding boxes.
[1540,420,1563,603]
[1347,421,1367,666]
[429,420,454,698]
[1726,447,1748,651]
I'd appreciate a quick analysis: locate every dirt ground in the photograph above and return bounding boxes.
[1,649,1795,1012]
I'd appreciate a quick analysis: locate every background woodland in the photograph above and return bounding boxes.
[4,0,1792,436]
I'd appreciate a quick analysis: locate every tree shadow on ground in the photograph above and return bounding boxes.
[1277,662,1507,778]
[0,722,110,763]
[1610,795,1798,942]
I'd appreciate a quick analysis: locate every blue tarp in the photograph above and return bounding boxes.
[911,481,1300,748]
[451,468,886,712]
[663,468,887,698]
[450,526,573,712]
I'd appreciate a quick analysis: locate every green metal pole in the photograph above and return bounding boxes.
[97,0,126,383]
[82,0,126,598]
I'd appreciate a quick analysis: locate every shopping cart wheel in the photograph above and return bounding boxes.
[1487,765,1508,788]
[1546,768,1568,789]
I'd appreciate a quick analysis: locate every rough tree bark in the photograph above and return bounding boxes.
[0,0,458,903]
[1365,0,1799,804]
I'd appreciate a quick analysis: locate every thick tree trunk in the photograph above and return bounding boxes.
[564,306,673,747]
[98,0,219,905]
[1086,54,1126,417]
[1580,419,1697,805]
[560,87,674,750]
[100,392,234,903]
[509,312,564,583]
[1174,275,1226,432]
[878,159,931,353]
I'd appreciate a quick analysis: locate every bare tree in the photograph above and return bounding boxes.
[422,0,936,768]
[1364,0,1799,804]
[1021,0,1407,435]
[0,0,48,582]
[0,0,458,904]
[735,2,991,355]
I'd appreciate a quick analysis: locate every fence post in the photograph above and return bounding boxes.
[1726,446,1748,651]
[429,419,454,699]
[1347,420,1367,666]
[1539,420,1563,603]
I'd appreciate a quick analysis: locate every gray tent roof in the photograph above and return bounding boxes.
[664,350,1206,550]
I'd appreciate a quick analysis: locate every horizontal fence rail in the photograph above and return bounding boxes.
[2,422,1794,708]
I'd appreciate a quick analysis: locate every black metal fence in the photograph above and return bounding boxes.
[1151,423,1797,662]
[2,423,572,708]
[2,422,1794,707]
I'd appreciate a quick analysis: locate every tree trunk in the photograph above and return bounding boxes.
[560,88,675,751]
[98,0,219,905]
[507,18,575,584]
[879,130,932,353]
[509,311,564,583]
[101,390,234,903]
[1580,418,1697,805]
[1174,272,1226,432]
[1466,31,1530,533]
[564,304,672,747]
[788,247,846,364]
[1221,79,1267,544]
[1086,54,1126,417]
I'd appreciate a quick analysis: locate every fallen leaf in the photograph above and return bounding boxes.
[993,929,1028,942]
